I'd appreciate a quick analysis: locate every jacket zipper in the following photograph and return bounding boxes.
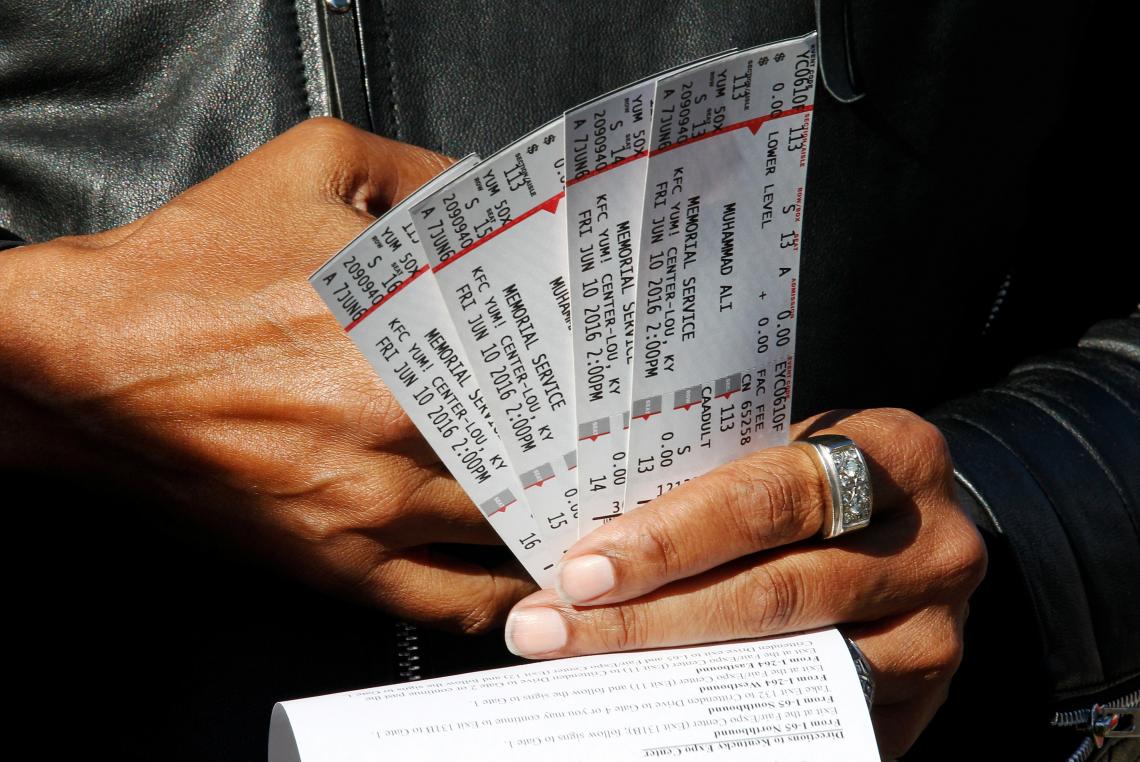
[1051,688,1139,761]
[394,621,424,682]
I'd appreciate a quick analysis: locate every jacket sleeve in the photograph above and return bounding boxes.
[927,314,1140,709]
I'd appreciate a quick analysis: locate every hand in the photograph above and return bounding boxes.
[503,408,987,758]
[0,118,535,632]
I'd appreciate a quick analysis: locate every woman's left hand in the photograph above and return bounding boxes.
[503,408,987,759]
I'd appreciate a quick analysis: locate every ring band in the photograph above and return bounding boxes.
[794,434,873,539]
[845,636,876,709]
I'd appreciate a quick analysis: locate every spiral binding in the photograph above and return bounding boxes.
[394,621,423,682]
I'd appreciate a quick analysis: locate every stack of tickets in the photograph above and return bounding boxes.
[311,33,818,587]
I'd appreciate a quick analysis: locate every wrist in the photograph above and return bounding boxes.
[0,238,83,389]
[0,237,120,474]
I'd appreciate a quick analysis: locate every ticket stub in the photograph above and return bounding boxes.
[412,121,578,551]
[623,33,818,510]
[564,79,652,533]
[310,157,558,587]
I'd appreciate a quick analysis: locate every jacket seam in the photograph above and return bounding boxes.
[948,467,1003,534]
[988,385,1139,543]
[377,0,402,140]
[1011,359,1140,419]
[288,0,314,118]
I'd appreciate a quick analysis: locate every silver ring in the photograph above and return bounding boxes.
[793,434,873,539]
[845,636,876,709]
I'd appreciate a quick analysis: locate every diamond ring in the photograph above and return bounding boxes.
[793,434,873,539]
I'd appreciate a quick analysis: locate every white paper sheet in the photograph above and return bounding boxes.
[270,628,878,762]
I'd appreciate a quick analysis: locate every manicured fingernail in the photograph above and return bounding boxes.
[505,608,568,657]
[557,554,616,604]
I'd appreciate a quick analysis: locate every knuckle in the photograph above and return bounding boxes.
[921,620,965,687]
[289,119,366,201]
[913,417,948,459]
[726,455,813,548]
[293,116,356,145]
[353,377,417,438]
[929,518,988,596]
[281,498,344,546]
[639,512,685,579]
[367,466,424,526]
[738,563,801,634]
[599,604,651,652]
[457,591,504,635]
[955,522,989,592]
[404,146,451,180]
[763,471,807,542]
[352,561,394,609]
[903,415,954,486]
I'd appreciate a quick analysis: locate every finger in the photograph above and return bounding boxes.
[848,605,967,759]
[505,512,979,658]
[362,548,537,634]
[375,471,506,547]
[796,407,954,505]
[844,604,965,706]
[324,453,505,548]
[552,445,823,605]
[156,402,501,548]
[554,408,949,606]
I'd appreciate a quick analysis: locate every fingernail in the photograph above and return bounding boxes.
[557,554,616,604]
[505,608,568,657]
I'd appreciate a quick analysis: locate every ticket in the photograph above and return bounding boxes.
[310,157,559,587]
[564,79,651,533]
[564,55,737,535]
[622,33,818,510]
[412,121,579,552]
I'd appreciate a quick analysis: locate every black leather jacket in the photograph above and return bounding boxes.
[2,1,1136,760]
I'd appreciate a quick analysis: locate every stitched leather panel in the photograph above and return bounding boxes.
[0,0,310,241]
[1080,317,1140,368]
[1006,367,1140,526]
[932,413,1105,697]
[931,315,1140,702]
[1015,349,1140,414]
[978,389,1139,687]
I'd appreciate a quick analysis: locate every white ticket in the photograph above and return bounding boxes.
[310,158,559,587]
[564,80,652,533]
[623,34,818,510]
[413,120,579,552]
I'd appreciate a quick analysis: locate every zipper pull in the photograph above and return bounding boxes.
[1090,704,1138,748]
